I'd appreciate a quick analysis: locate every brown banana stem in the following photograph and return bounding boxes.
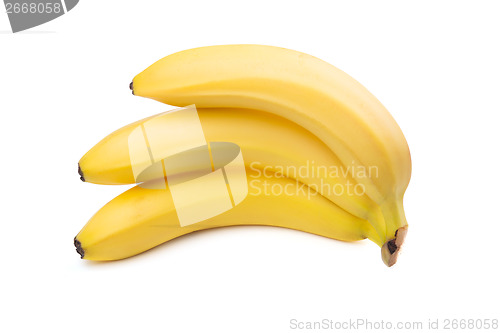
[381,226,408,267]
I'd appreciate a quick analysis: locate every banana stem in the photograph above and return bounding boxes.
[364,208,387,247]
[380,197,408,267]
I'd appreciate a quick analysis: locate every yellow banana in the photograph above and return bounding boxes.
[75,170,380,261]
[79,108,386,246]
[130,45,411,264]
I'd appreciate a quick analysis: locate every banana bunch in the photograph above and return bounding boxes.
[76,45,411,266]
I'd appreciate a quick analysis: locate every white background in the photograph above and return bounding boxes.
[1,1,499,332]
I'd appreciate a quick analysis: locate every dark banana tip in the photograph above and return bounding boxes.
[129,81,134,95]
[74,237,84,259]
[78,164,85,182]
[381,226,408,267]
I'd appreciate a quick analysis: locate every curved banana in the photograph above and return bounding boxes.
[75,170,380,261]
[79,108,386,245]
[130,45,411,263]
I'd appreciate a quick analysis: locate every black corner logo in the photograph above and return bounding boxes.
[4,0,79,33]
